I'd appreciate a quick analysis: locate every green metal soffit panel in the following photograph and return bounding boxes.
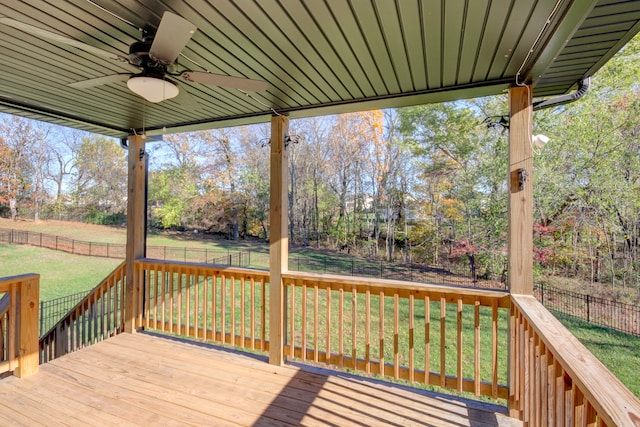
[0,0,639,137]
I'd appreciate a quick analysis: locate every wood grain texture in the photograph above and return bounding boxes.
[125,134,147,333]
[511,295,640,427]
[0,274,40,378]
[269,115,289,366]
[0,332,521,426]
[507,85,533,295]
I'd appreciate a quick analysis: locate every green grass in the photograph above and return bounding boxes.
[552,310,640,398]
[0,244,121,301]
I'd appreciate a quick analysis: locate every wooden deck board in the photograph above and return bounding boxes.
[0,333,521,426]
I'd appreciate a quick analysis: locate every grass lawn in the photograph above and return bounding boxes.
[0,244,121,301]
[552,311,640,398]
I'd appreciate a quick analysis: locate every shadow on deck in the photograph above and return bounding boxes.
[0,332,520,426]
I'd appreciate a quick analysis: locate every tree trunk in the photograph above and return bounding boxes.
[9,198,17,221]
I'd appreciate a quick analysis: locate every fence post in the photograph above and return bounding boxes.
[205,248,208,263]
[351,259,354,276]
[541,284,544,305]
[380,260,383,278]
[587,294,591,323]
[39,232,42,247]
[89,242,92,256]
[55,236,58,251]
[184,247,187,262]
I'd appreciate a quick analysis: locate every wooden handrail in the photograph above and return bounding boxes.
[39,261,126,363]
[510,294,640,426]
[0,273,40,378]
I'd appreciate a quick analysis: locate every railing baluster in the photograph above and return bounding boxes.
[425,294,430,385]
[326,286,331,364]
[249,277,254,350]
[185,269,191,338]
[203,273,209,341]
[193,270,199,340]
[160,265,166,333]
[351,287,357,370]
[492,299,498,398]
[409,292,414,382]
[177,271,183,335]
[440,293,446,388]
[8,283,16,370]
[221,274,226,344]
[457,296,463,392]
[212,273,217,342]
[379,290,384,376]
[230,275,235,346]
[365,288,370,374]
[314,284,319,363]
[260,277,266,352]
[153,266,159,331]
[338,285,344,368]
[474,296,480,396]
[301,280,307,362]
[289,281,295,358]
[393,291,399,380]
[240,275,245,347]
[169,270,174,334]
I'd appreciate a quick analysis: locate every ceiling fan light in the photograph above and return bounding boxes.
[127,76,179,103]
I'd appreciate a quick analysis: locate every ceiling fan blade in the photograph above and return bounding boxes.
[0,17,124,61]
[150,12,196,65]
[180,71,268,92]
[69,73,131,89]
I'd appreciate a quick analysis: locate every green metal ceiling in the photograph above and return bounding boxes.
[0,0,639,138]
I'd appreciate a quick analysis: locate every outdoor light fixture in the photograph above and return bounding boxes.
[533,134,550,149]
[127,75,179,103]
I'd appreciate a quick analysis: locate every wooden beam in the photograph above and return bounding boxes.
[269,115,289,365]
[15,274,39,378]
[507,85,534,295]
[124,135,147,333]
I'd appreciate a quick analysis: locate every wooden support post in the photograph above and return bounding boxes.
[125,135,147,333]
[507,85,533,419]
[269,115,289,365]
[15,274,39,378]
[508,85,534,295]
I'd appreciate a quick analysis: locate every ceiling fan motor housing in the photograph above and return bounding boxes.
[128,40,152,66]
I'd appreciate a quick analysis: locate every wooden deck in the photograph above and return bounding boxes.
[0,333,520,426]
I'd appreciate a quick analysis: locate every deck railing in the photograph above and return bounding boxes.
[135,259,270,352]
[39,261,126,363]
[281,271,510,399]
[509,294,640,426]
[135,260,510,400]
[0,273,39,378]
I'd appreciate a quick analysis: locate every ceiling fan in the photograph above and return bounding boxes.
[0,11,268,104]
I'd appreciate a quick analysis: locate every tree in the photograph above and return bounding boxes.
[70,136,127,218]
[0,116,42,220]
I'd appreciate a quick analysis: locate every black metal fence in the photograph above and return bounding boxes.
[39,291,87,335]
[288,254,504,289]
[0,228,253,267]
[534,283,640,337]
